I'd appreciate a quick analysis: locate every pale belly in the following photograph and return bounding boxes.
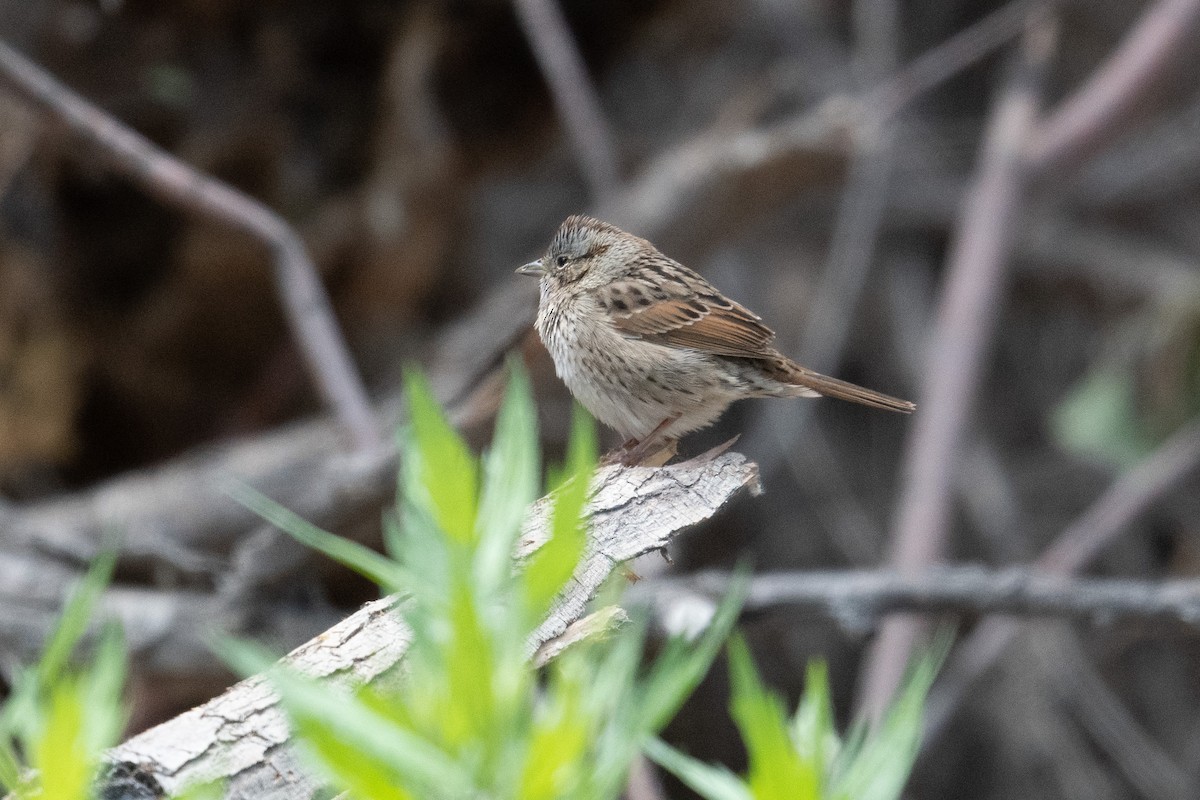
[536,291,745,441]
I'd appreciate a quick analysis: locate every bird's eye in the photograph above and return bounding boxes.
[556,255,569,268]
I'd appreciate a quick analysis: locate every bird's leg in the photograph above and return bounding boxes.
[608,415,680,466]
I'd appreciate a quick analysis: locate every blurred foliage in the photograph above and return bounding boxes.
[647,636,945,800]
[227,363,747,798]
[0,552,126,800]
[1054,304,1200,467]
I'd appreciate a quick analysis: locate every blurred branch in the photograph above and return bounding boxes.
[625,756,670,800]
[856,10,1058,723]
[1045,630,1196,800]
[1025,0,1200,176]
[866,0,1042,119]
[513,0,620,201]
[754,0,1039,517]
[794,0,900,376]
[605,0,1036,244]
[924,417,1200,741]
[0,279,538,676]
[1039,418,1200,574]
[99,452,761,799]
[0,39,382,453]
[635,567,1200,627]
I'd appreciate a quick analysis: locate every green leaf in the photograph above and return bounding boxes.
[227,479,409,592]
[636,569,747,733]
[172,780,226,800]
[791,661,839,780]
[403,368,479,545]
[590,575,747,796]
[830,641,944,800]
[0,741,23,792]
[441,580,500,747]
[38,549,117,689]
[519,675,589,800]
[644,737,752,800]
[32,678,91,800]
[78,624,128,756]
[219,638,474,797]
[474,360,540,597]
[291,713,416,800]
[1053,369,1157,468]
[727,636,820,800]
[523,407,597,615]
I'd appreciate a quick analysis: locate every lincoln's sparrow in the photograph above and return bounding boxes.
[518,215,913,462]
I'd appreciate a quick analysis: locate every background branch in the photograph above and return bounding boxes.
[0,39,381,452]
[635,567,1200,627]
[1025,0,1200,175]
[924,417,1200,741]
[513,0,620,201]
[857,10,1057,722]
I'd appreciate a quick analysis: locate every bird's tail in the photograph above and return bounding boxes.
[781,360,915,413]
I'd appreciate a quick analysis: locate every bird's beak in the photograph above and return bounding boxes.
[516,260,544,277]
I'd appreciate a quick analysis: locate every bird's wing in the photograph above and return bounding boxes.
[597,256,776,358]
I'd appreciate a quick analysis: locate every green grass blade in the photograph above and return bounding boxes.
[474,360,540,596]
[523,406,596,615]
[226,479,409,591]
[402,368,479,545]
[727,636,819,800]
[643,738,751,800]
[37,549,117,689]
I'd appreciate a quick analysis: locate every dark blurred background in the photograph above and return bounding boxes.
[1,0,1198,797]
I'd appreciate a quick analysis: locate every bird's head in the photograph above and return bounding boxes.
[516,215,646,290]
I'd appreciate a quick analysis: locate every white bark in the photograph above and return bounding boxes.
[100,452,761,799]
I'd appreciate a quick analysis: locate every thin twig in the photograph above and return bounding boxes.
[866,0,1043,119]
[753,0,1036,461]
[634,567,1200,627]
[604,0,1036,244]
[794,0,900,375]
[0,39,382,453]
[1046,631,1196,800]
[1040,419,1200,573]
[513,0,620,201]
[856,10,1057,723]
[1025,0,1200,176]
[924,417,1200,740]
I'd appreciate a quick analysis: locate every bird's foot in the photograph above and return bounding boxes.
[600,415,681,466]
[600,438,678,467]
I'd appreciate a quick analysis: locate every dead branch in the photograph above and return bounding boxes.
[1025,0,1200,176]
[513,0,620,200]
[98,452,760,799]
[0,39,380,452]
[856,10,1057,722]
[924,417,1200,741]
[0,280,536,674]
[633,567,1200,628]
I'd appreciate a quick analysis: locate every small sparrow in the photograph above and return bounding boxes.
[518,215,913,462]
